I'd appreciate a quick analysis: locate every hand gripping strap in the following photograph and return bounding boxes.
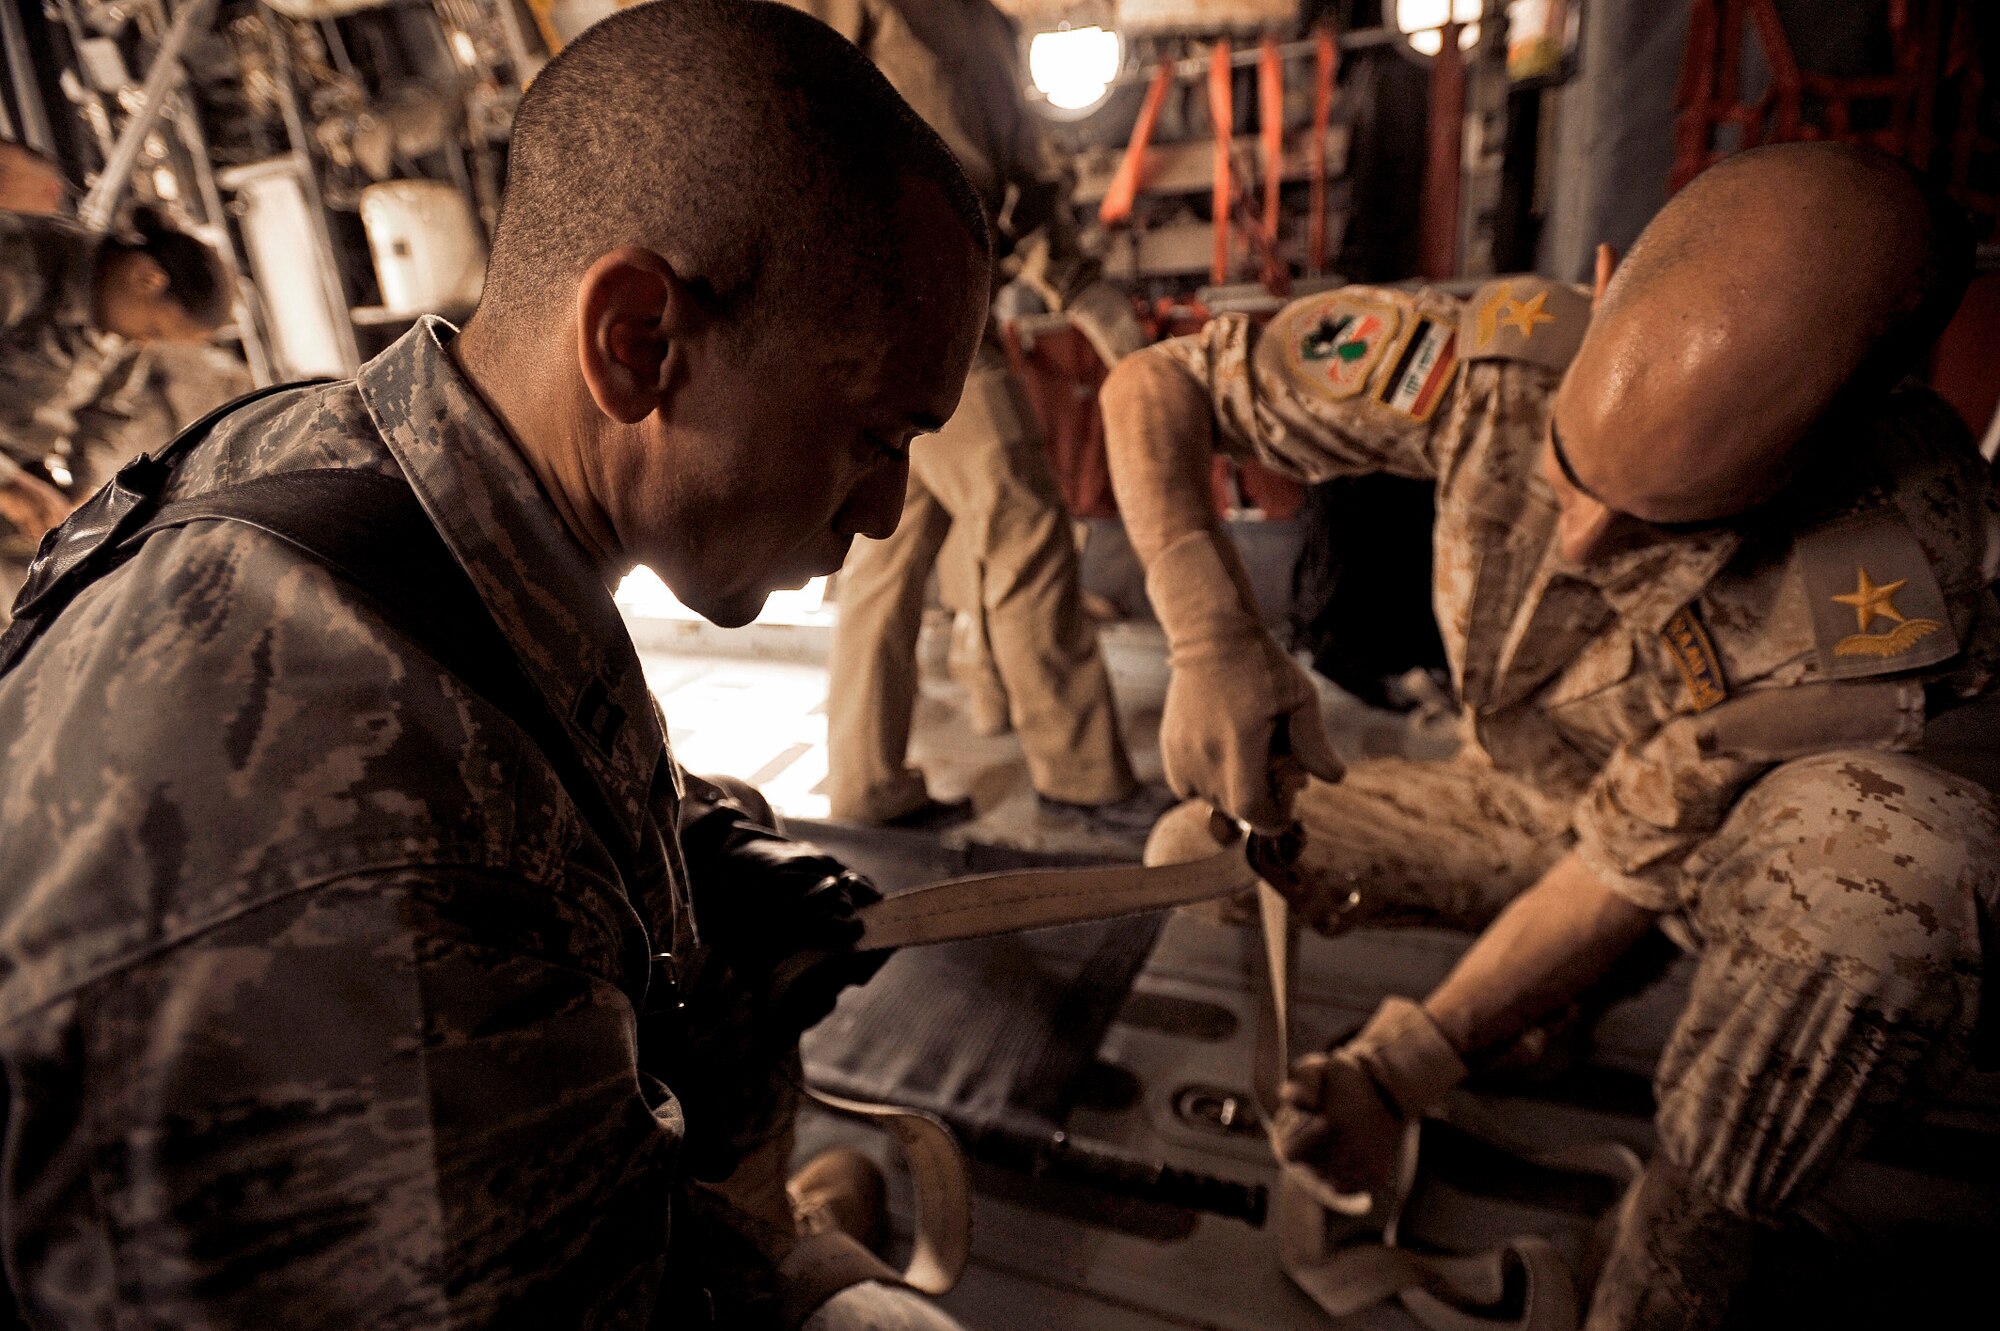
[1254,887,1642,1331]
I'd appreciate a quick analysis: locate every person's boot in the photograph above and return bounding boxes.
[787,1147,890,1256]
[1584,1156,1760,1331]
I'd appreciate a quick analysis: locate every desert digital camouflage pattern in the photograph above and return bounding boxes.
[0,319,790,1325]
[1157,277,2000,1219]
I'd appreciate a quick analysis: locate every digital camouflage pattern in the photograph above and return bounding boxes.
[1156,279,2000,1255]
[1158,279,2000,912]
[0,319,789,1325]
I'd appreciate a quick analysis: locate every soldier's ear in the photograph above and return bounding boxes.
[575,246,691,426]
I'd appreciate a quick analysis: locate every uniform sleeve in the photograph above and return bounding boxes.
[11,869,696,1328]
[0,216,51,333]
[1155,286,1469,484]
[1570,680,1927,911]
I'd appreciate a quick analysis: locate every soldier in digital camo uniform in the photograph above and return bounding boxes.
[0,207,234,621]
[0,4,989,1328]
[1104,142,2000,1327]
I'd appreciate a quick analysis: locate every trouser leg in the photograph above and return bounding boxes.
[937,527,1010,736]
[825,471,951,822]
[1147,757,1572,933]
[1279,758,1575,934]
[917,355,1133,806]
[1586,750,1999,1329]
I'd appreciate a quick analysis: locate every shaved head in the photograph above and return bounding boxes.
[1555,142,1971,527]
[476,0,988,337]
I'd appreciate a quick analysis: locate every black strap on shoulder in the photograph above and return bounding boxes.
[0,388,636,883]
[127,468,636,877]
[2,380,322,671]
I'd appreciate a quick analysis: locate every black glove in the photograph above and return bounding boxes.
[676,787,892,1040]
[658,778,895,1179]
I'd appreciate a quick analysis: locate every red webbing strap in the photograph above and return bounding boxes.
[1419,22,1465,280]
[1309,25,1339,274]
[1099,60,1173,227]
[1210,38,1234,285]
[1259,35,1284,251]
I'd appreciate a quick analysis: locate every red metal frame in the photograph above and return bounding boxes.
[1309,25,1340,274]
[1210,38,1235,284]
[1670,0,1989,221]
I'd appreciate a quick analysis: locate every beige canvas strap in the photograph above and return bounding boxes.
[855,841,1256,950]
[814,843,1256,1315]
[1253,886,1640,1331]
[804,1089,973,1298]
[842,835,1638,1328]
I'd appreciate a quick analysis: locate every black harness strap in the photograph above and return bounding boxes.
[128,468,637,877]
[0,390,636,882]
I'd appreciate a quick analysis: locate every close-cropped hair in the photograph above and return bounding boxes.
[479,0,989,332]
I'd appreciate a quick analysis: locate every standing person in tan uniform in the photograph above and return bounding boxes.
[780,0,1163,834]
[1104,142,1999,1327]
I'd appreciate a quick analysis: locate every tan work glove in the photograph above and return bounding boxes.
[1146,528,1343,832]
[1272,997,1467,1201]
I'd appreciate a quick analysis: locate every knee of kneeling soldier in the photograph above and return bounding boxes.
[1694,751,1997,997]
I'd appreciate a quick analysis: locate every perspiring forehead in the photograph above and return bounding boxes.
[1558,143,1951,524]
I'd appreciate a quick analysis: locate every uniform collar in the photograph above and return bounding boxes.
[1573,525,1742,633]
[354,318,665,861]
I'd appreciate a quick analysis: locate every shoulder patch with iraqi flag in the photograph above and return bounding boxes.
[1661,604,1728,712]
[1377,318,1458,420]
[1797,507,1959,680]
[1272,293,1405,402]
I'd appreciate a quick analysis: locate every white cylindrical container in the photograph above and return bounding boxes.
[360,180,487,318]
[220,159,355,379]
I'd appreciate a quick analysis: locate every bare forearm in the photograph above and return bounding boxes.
[1100,348,1228,564]
[1423,851,1660,1058]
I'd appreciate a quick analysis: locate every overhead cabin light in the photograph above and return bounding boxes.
[1028,25,1122,114]
[1395,0,1483,56]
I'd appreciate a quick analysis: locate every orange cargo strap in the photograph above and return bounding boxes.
[1098,60,1174,227]
[1210,38,1234,284]
[1259,35,1285,249]
[1309,25,1339,274]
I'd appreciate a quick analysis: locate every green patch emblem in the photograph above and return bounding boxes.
[1275,295,1403,401]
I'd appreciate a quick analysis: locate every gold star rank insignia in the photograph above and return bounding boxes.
[1499,290,1555,338]
[1460,278,1589,371]
[1474,281,1515,349]
[1829,565,1942,659]
[1798,511,1958,679]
